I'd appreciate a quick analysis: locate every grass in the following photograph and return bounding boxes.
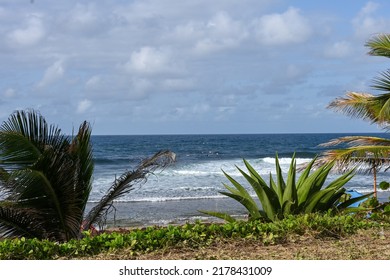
[4,229,388,260]
[115,228,389,260]
[1,212,389,260]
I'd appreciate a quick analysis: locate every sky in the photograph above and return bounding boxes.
[1,0,390,135]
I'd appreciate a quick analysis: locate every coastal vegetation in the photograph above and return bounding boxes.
[0,213,388,260]
[201,155,371,222]
[0,110,175,242]
[317,34,390,197]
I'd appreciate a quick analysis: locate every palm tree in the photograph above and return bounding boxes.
[0,110,175,242]
[319,34,390,197]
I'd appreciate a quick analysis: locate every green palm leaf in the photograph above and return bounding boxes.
[0,110,175,241]
[0,206,45,239]
[366,33,390,58]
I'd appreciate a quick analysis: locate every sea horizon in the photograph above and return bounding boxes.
[89,132,388,136]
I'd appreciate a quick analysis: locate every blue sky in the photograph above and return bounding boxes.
[1,0,390,135]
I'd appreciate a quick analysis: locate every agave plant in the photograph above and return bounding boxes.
[0,110,175,242]
[201,155,371,222]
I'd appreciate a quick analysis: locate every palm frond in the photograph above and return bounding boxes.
[0,110,68,165]
[371,70,390,93]
[327,92,380,123]
[366,33,390,58]
[317,145,390,173]
[319,136,390,147]
[0,206,46,239]
[68,121,94,218]
[1,109,175,241]
[0,111,95,241]
[370,74,390,123]
[83,150,176,230]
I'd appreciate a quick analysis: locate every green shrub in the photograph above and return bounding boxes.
[0,213,385,260]
[200,155,372,222]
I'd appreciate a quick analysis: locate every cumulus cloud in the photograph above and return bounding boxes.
[171,11,248,55]
[125,47,174,75]
[352,2,390,39]
[37,60,65,88]
[59,3,103,35]
[193,12,248,54]
[253,7,312,46]
[324,41,351,58]
[0,1,386,134]
[7,15,45,47]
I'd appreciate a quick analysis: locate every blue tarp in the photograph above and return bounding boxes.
[345,190,369,207]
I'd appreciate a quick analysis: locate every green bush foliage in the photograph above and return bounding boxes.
[0,213,386,260]
[201,155,372,222]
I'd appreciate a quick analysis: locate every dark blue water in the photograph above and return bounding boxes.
[90,133,389,200]
[88,133,390,226]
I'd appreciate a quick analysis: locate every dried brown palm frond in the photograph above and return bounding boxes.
[327,92,383,125]
[319,136,390,148]
[317,146,390,172]
[316,143,390,197]
[82,150,176,231]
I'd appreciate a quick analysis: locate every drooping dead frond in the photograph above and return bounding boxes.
[316,145,390,174]
[82,150,176,230]
[319,136,390,147]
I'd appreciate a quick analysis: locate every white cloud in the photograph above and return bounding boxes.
[324,41,351,58]
[253,7,312,46]
[352,2,390,39]
[360,1,379,15]
[7,15,45,47]
[60,3,101,34]
[125,47,172,75]
[0,0,387,135]
[37,60,65,88]
[194,12,248,54]
[172,12,247,55]
[77,99,92,114]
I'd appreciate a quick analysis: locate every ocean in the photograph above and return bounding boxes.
[88,133,390,227]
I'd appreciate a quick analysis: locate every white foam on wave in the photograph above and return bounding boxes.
[262,157,313,165]
[90,156,378,202]
[103,195,226,203]
[174,170,222,176]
